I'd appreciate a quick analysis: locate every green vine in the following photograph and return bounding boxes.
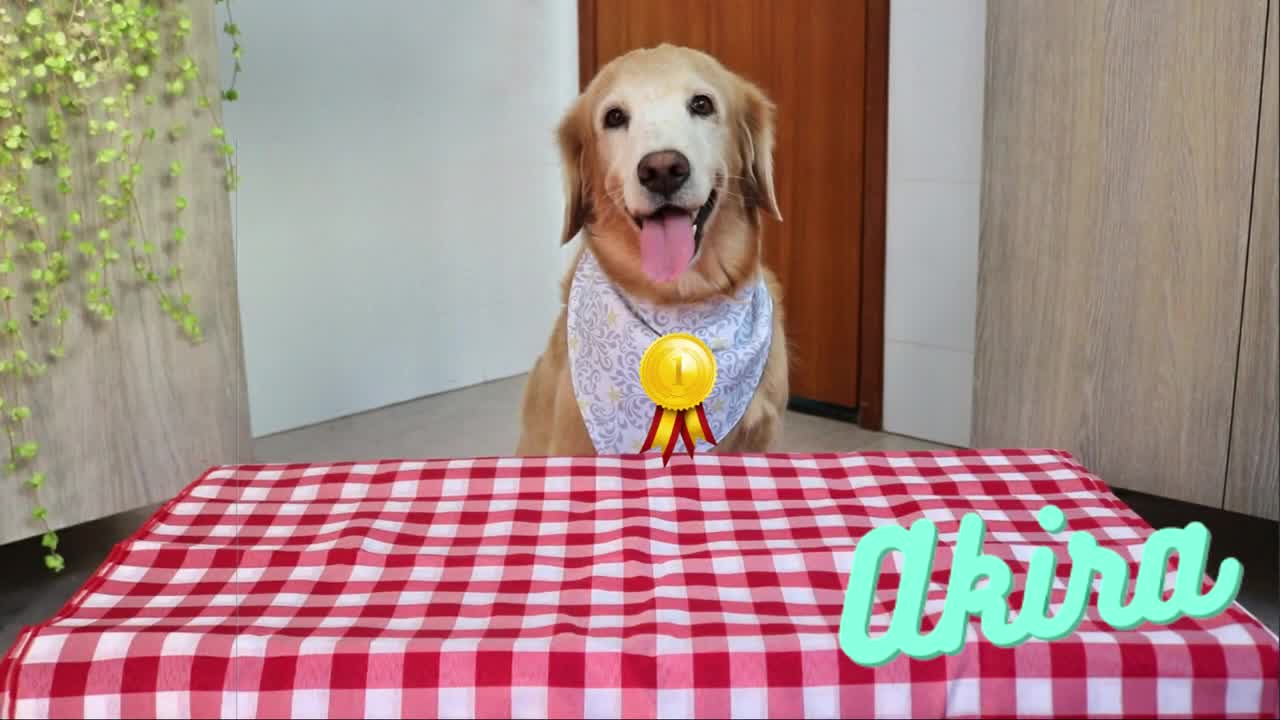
[0,0,241,570]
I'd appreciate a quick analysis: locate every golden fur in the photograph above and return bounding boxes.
[516,45,789,456]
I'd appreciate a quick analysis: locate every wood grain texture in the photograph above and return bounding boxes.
[584,0,871,409]
[973,0,1267,508]
[0,1,251,545]
[1226,0,1279,521]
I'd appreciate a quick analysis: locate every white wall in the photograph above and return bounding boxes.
[883,0,987,447]
[219,1,579,437]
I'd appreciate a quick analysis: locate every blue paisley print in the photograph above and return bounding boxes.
[567,250,774,454]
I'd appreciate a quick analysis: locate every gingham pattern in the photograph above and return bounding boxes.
[2,450,1276,719]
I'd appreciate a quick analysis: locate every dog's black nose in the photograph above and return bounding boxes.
[637,150,690,196]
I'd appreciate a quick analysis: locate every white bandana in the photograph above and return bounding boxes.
[567,249,774,454]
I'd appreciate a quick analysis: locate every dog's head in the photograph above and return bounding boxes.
[557,44,780,301]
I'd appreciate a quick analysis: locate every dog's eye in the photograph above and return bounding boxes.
[603,107,629,129]
[689,94,715,117]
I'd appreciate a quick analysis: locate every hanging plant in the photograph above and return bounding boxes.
[0,0,241,570]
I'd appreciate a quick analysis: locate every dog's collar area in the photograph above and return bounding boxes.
[566,248,774,456]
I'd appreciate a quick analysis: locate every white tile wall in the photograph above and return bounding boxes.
[883,180,981,352]
[882,0,987,447]
[887,1,987,184]
[883,341,975,448]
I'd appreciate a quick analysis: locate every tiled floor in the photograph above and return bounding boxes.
[1,374,1276,655]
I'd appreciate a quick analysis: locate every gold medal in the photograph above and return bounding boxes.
[638,333,719,464]
[639,332,717,410]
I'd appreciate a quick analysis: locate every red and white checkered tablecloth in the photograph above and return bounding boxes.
[2,450,1277,719]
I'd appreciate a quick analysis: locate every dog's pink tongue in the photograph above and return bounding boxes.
[639,213,695,283]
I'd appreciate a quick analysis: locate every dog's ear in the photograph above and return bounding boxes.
[737,80,782,222]
[556,97,593,244]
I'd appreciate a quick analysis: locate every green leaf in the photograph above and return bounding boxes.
[25,8,44,27]
[78,242,97,257]
[169,160,183,177]
[211,127,225,140]
[40,532,57,550]
[133,64,149,78]
[44,553,64,572]
[17,442,39,460]
[31,506,47,520]
[173,227,186,242]
[27,472,45,489]
[175,196,188,210]
[223,89,238,102]
[69,211,81,225]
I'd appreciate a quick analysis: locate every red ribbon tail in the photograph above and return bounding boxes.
[679,417,696,457]
[695,404,717,445]
[662,411,686,465]
[640,406,664,453]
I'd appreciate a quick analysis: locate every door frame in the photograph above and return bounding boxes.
[575,0,890,431]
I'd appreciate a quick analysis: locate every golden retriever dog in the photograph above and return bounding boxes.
[516,44,788,457]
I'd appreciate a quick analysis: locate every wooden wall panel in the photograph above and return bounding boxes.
[0,1,251,546]
[974,0,1267,507]
[1225,0,1279,521]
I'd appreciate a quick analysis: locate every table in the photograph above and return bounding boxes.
[2,450,1277,718]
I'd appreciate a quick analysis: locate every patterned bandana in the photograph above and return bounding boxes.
[567,249,774,455]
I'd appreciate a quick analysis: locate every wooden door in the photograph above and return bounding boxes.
[579,0,889,426]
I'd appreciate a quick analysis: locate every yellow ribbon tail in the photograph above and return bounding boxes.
[652,408,678,451]
[685,408,706,444]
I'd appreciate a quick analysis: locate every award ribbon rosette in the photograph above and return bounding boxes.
[638,332,718,464]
